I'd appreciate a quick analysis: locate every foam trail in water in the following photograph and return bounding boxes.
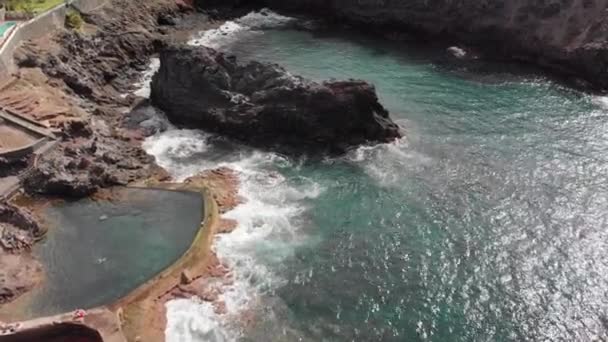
[189,9,295,49]
[346,135,432,187]
[166,299,230,342]
[144,129,322,341]
[592,96,608,111]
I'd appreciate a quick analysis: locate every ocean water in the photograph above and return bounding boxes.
[143,10,608,342]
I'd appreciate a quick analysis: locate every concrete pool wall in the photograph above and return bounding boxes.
[116,184,220,342]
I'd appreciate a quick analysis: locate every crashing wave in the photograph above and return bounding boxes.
[189,9,295,49]
[144,129,323,341]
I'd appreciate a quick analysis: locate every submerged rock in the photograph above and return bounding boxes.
[151,44,401,153]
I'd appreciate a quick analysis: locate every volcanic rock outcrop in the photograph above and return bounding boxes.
[151,45,401,153]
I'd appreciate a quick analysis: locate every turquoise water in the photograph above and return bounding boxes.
[22,188,203,319]
[234,30,608,341]
[154,18,608,342]
[0,22,16,37]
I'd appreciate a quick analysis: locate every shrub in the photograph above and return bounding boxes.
[65,9,83,30]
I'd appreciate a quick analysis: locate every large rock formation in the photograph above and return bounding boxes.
[197,0,608,90]
[151,45,401,153]
[23,129,158,198]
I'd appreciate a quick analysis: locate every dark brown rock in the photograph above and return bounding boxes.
[23,133,155,198]
[151,44,401,153]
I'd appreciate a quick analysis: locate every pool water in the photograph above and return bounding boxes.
[20,188,204,319]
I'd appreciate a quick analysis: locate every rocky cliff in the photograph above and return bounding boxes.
[198,0,608,90]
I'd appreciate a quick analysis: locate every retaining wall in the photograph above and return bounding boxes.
[0,0,106,78]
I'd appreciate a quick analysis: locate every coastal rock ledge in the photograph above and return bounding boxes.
[151,45,401,153]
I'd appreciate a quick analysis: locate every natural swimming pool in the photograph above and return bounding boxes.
[15,187,204,319]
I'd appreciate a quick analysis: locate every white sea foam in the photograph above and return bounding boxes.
[139,11,315,340]
[133,57,160,98]
[144,128,322,341]
[592,96,608,111]
[346,135,431,187]
[189,9,295,49]
[165,299,230,342]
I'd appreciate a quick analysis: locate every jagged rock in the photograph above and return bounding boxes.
[0,204,42,239]
[23,134,155,198]
[0,250,42,305]
[60,120,93,139]
[180,270,194,285]
[13,0,189,101]
[123,100,171,137]
[151,44,401,153]
[0,156,31,178]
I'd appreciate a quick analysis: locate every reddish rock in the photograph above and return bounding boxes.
[217,218,238,234]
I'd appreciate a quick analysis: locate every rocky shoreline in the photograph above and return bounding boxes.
[2,0,608,340]
[0,0,211,329]
[196,0,608,92]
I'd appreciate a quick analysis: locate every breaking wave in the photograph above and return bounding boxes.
[143,129,322,341]
[189,9,295,49]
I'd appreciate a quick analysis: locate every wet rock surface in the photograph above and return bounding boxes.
[122,100,171,138]
[151,44,401,153]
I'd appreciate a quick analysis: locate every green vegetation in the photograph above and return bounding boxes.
[3,0,65,15]
[65,9,83,30]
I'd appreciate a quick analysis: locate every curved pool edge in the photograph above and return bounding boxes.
[113,184,219,342]
[0,185,220,342]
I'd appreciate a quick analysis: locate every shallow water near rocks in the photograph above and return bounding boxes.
[18,188,203,320]
[150,12,608,342]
